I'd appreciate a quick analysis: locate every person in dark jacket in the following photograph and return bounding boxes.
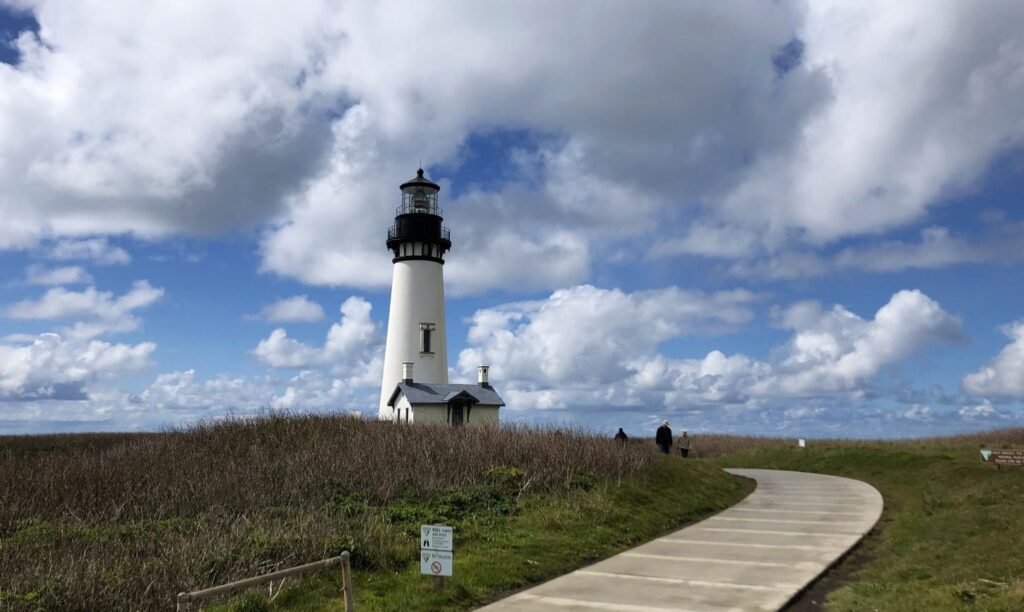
[655,420,672,454]
[614,428,628,446]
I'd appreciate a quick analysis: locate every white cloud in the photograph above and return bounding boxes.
[139,369,270,413]
[959,401,998,420]
[719,2,1024,244]
[0,2,1018,291]
[252,296,383,387]
[0,1,339,244]
[456,284,759,387]
[461,288,963,411]
[4,281,164,337]
[251,329,322,369]
[0,1,822,293]
[268,370,353,411]
[0,332,154,400]
[24,264,94,286]
[834,227,985,272]
[722,224,1023,281]
[46,238,131,265]
[963,320,1024,398]
[761,290,965,396]
[650,223,762,260]
[257,295,325,323]
[65,367,365,426]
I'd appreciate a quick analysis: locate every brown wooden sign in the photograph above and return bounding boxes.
[980,449,1024,468]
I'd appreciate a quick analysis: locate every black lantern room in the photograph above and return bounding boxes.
[386,169,452,263]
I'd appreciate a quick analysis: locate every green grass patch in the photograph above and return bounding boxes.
[714,442,1024,611]
[210,458,751,611]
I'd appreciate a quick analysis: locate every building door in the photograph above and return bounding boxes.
[449,400,464,426]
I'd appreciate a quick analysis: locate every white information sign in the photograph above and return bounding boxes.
[420,550,453,577]
[420,524,453,552]
[798,438,806,448]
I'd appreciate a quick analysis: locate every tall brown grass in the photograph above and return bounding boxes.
[0,413,651,611]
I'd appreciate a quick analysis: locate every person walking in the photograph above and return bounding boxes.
[614,427,628,446]
[655,420,672,454]
[678,430,691,457]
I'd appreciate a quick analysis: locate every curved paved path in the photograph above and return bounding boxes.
[478,468,882,612]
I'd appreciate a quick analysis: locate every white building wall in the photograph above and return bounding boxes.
[391,395,412,423]
[411,403,449,424]
[466,405,500,425]
[379,258,448,418]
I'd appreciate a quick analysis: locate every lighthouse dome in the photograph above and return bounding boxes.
[399,168,440,193]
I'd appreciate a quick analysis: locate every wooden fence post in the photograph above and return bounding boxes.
[341,551,354,611]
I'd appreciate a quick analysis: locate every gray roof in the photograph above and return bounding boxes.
[387,382,504,407]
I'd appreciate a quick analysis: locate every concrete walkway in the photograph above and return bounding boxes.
[478,468,883,612]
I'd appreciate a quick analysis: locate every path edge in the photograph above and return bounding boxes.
[725,468,885,611]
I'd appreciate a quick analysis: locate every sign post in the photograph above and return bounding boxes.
[420,524,453,589]
[980,449,1024,469]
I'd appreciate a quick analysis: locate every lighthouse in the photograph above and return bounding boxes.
[379,169,504,424]
[378,169,452,418]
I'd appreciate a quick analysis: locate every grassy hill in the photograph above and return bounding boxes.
[0,415,751,611]
[8,416,1022,611]
[711,430,1024,611]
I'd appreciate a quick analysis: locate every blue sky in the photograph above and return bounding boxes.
[1,1,1022,437]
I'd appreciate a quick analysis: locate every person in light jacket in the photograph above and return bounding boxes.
[655,421,672,454]
[678,430,691,457]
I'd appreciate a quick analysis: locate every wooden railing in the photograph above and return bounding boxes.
[175,551,353,611]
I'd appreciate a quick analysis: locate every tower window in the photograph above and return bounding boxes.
[419,323,435,354]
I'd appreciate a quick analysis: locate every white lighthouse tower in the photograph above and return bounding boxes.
[378,169,452,418]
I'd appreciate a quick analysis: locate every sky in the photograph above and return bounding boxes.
[0,1,1023,438]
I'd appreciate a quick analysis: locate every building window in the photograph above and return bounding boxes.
[419,323,435,354]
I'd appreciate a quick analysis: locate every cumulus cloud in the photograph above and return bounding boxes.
[45,238,131,265]
[959,401,1000,421]
[723,225,1022,281]
[0,332,154,400]
[138,370,270,413]
[4,280,164,337]
[257,295,325,323]
[252,296,382,387]
[268,370,355,411]
[457,284,759,387]
[460,288,963,412]
[761,290,965,395]
[963,321,1024,398]
[251,329,322,369]
[0,1,339,245]
[0,1,821,293]
[719,2,1024,244]
[24,264,93,286]
[0,2,1019,290]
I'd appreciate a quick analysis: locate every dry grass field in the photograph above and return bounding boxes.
[1,414,666,610]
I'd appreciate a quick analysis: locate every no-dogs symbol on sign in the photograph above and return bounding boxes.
[420,550,453,577]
